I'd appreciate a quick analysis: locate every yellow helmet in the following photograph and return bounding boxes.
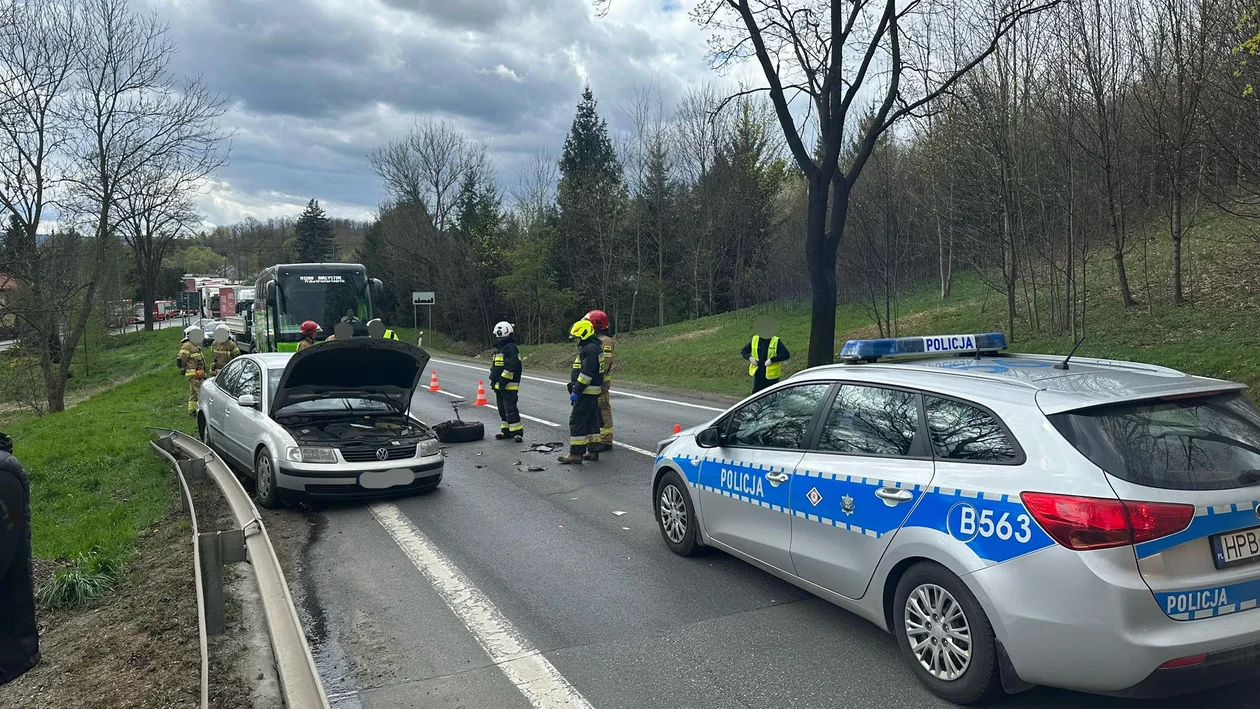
[569,319,595,341]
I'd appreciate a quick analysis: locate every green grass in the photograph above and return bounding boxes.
[7,330,194,564]
[36,546,124,610]
[432,214,1260,399]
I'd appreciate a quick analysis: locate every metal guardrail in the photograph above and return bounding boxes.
[151,428,330,709]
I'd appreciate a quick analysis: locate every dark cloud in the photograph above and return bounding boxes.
[143,0,723,224]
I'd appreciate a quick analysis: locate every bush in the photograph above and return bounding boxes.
[37,547,123,611]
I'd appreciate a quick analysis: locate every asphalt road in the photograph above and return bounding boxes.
[292,355,1260,709]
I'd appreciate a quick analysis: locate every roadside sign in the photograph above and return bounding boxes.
[412,291,435,306]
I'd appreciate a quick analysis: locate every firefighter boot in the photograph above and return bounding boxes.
[557,453,583,465]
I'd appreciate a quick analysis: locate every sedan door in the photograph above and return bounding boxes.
[222,359,265,465]
[696,383,831,573]
[205,360,242,455]
[790,384,935,599]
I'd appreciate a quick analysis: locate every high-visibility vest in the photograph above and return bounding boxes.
[749,336,781,379]
[383,329,399,340]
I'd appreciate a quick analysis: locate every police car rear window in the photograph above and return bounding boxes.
[924,396,1019,462]
[1049,392,1260,491]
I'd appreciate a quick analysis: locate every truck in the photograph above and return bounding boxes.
[252,263,382,353]
[222,286,256,352]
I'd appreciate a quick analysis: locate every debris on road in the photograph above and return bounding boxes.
[522,442,564,454]
[612,511,627,516]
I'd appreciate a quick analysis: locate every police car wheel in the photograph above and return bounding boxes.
[655,470,698,556]
[253,448,280,509]
[893,562,1001,705]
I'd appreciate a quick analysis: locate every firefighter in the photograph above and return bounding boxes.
[177,326,206,415]
[0,431,40,686]
[585,309,614,452]
[489,321,523,442]
[741,315,791,394]
[559,319,603,464]
[209,325,240,374]
[297,320,319,350]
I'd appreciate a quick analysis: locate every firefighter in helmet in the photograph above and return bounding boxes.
[559,319,603,464]
[209,325,240,374]
[585,309,614,452]
[489,321,523,442]
[177,326,207,415]
[297,320,319,351]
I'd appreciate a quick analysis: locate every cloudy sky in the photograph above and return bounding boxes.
[141,0,751,225]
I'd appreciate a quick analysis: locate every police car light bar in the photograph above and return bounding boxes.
[838,332,1007,362]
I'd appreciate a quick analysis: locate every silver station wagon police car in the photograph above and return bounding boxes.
[652,333,1260,704]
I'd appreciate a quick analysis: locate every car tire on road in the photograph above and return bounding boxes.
[893,561,1002,706]
[435,420,484,443]
[253,448,281,509]
[655,470,699,556]
[198,415,211,446]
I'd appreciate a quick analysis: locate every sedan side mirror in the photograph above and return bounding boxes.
[238,394,259,409]
[695,426,722,448]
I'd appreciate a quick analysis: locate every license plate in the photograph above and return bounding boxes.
[1211,526,1260,569]
[360,468,415,490]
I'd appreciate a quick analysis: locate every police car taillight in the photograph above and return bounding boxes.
[1021,493,1194,551]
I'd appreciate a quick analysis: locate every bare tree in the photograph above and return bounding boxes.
[639,0,1062,365]
[370,120,490,231]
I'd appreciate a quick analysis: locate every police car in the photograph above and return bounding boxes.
[652,333,1260,704]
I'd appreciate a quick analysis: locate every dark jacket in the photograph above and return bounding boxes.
[569,337,604,396]
[489,338,522,391]
[0,432,39,685]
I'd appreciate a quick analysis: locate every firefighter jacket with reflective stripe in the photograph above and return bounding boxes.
[210,340,240,372]
[490,338,522,391]
[570,337,604,395]
[596,333,614,382]
[177,341,205,378]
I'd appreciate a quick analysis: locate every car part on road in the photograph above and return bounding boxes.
[150,429,330,709]
[434,402,484,443]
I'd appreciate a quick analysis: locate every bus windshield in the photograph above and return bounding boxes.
[276,271,370,338]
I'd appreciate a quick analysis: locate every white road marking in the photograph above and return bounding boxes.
[430,357,726,412]
[370,503,594,709]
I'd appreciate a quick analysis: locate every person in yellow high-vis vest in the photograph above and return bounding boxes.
[177,326,207,415]
[740,316,791,394]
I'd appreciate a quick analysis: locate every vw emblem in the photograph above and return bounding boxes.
[375,448,389,461]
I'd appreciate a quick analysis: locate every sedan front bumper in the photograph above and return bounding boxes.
[276,459,443,501]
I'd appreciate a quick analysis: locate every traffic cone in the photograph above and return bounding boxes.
[429,370,440,392]
[474,380,489,406]
[673,424,682,434]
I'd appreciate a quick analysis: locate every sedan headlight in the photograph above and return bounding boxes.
[419,438,440,457]
[656,436,679,456]
[286,446,338,464]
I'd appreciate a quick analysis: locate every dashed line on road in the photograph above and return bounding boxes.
[370,503,595,709]
[430,357,726,413]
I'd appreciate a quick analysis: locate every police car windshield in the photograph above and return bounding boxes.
[1050,392,1260,491]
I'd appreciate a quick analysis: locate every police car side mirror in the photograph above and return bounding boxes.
[696,427,721,448]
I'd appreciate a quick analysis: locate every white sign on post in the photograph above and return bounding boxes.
[412,292,435,305]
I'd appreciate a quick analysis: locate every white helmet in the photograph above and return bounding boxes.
[492,321,514,338]
[183,325,197,337]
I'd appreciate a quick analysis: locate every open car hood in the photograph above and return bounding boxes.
[269,338,430,417]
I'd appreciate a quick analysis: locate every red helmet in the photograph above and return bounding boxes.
[300,320,319,337]
[585,309,609,331]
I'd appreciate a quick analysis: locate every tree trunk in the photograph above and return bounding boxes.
[805,177,839,368]
[1171,192,1184,304]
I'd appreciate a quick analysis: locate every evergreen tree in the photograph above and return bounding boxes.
[556,86,625,303]
[295,199,335,262]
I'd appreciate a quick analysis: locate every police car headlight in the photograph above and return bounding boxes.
[656,436,678,456]
[419,438,440,457]
[287,446,337,464]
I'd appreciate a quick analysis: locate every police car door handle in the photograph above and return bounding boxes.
[765,471,789,485]
[875,488,913,505]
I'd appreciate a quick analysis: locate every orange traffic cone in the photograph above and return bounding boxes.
[429,370,440,392]
[474,380,489,406]
[673,424,682,434]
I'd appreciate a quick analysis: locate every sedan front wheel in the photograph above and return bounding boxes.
[253,448,280,509]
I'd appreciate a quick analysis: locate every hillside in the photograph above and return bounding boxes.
[430,216,1260,399]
